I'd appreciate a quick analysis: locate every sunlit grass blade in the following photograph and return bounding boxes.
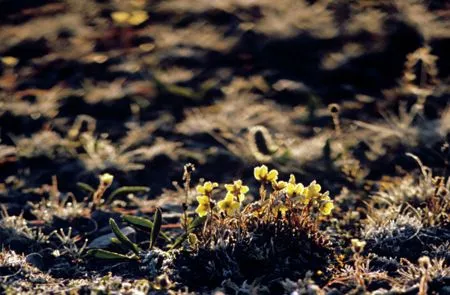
[76,182,95,193]
[149,208,162,250]
[122,215,171,242]
[87,249,138,261]
[109,218,141,255]
[106,186,150,204]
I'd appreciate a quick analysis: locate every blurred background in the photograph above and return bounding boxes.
[0,0,449,201]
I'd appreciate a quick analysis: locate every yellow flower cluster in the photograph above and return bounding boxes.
[194,166,334,218]
[255,166,334,216]
[194,180,248,217]
[195,181,218,217]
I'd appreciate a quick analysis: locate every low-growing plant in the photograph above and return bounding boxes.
[173,164,336,291]
[86,164,336,292]
[0,207,52,251]
[78,173,150,208]
[28,173,149,222]
[53,227,88,260]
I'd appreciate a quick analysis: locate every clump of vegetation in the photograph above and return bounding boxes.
[171,165,335,292]
[363,154,450,260]
[328,152,450,293]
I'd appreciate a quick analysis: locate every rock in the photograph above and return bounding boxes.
[25,253,45,269]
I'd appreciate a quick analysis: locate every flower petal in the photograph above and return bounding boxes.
[289,174,296,184]
[295,183,304,195]
[260,165,268,177]
[238,193,245,203]
[286,183,295,197]
[224,193,235,202]
[267,169,278,182]
[204,181,213,192]
[195,204,209,217]
[254,167,262,181]
[224,184,234,192]
[196,195,209,205]
[217,199,226,210]
[196,185,205,194]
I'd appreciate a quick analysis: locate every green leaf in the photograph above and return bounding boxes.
[149,208,162,250]
[106,186,150,204]
[77,182,95,193]
[122,215,171,242]
[109,218,141,255]
[122,215,153,229]
[188,216,206,231]
[87,249,138,260]
[165,84,199,99]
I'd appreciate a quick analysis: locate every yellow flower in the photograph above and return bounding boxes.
[111,10,148,26]
[100,173,114,186]
[224,180,249,194]
[111,11,130,24]
[224,180,249,202]
[1,56,19,67]
[351,239,366,253]
[267,170,278,182]
[128,10,149,26]
[305,181,321,200]
[254,165,268,181]
[254,165,278,183]
[272,180,288,191]
[319,201,334,215]
[195,195,210,217]
[217,193,240,216]
[286,183,304,198]
[196,181,218,195]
